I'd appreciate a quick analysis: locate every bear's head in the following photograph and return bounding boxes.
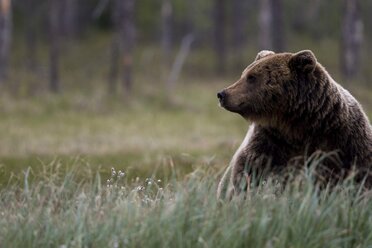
[217,50,317,122]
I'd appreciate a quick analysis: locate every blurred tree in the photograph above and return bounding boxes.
[271,0,284,52]
[108,0,120,94]
[214,0,226,74]
[166,34,193,99]
[120,0,135,94]
[4,0,372,94]
[23,0,37,71]
[258,0,285,52]
[341,0,363,80]
[258,0,272,50]
[232,0,245,68]
[60,0,78,37]
[162,0,172,65]
[49,0,61,93]
[109,0,135,95]
[0,0,12,83]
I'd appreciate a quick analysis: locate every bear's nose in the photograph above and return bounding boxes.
[217,91,226,101]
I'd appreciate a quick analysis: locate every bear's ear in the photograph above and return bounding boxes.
[289,50,317,74]
[255,50,275,61]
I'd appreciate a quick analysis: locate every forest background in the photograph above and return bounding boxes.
[0,0,371,183]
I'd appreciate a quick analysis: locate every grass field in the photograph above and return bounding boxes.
[0,35,372,247]
[1,161,372,247]
[0,80,246,185]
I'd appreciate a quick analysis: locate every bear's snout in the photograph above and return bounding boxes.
[217,90,226,104]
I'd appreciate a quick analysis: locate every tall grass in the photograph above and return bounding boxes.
[0,161,371,248]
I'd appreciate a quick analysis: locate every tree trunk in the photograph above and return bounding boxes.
[120,0,135,95]
[258,0,285,52]
[108,0,120,95]
[0,0,12,83]
[60,0,77,38]
[258,0,272,50]
[232,0,245,68]
[341,0,363,80]
[108,36,120,94]
[24,0,37,71]
[49,0,61,93]
[161,0,172,65]
[214,0,226,74]
[166,34,194,96]
[270,0,285,52]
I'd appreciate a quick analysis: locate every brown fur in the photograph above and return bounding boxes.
[217,50,372,199]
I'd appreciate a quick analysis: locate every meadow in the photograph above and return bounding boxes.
[1,156,372,247]
[0,79,244,184]
[0,34,372,247]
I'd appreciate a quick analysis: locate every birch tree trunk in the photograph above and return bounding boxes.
[0,0,12,83]
[341,0,363,80]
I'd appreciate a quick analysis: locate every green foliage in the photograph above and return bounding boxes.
[0,162,371,247]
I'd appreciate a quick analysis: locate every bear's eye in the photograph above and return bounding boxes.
[246,75,257,84]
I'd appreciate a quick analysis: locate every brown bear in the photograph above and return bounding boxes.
[217,50,372,199]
